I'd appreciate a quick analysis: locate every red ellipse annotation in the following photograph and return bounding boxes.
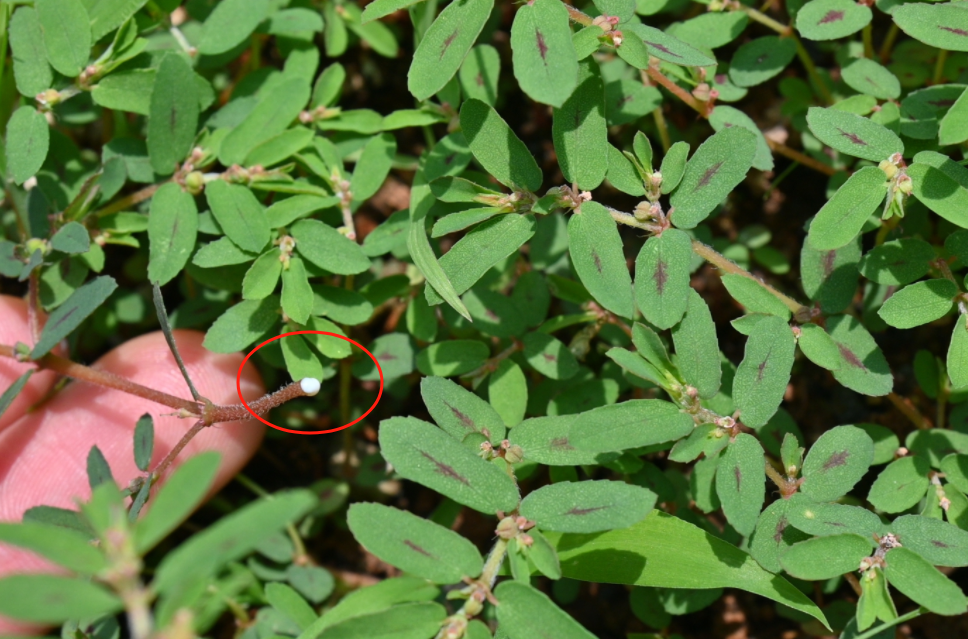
[235,331,384,435]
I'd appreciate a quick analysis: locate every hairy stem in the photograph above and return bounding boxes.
[152,420,206,480]
[652,106,672,153]
[792,34,834,105]
[765,139,837,177]
[690,240,810,317]
[646,63,707,116]
[862,24,874,60]
[93,183,163,218]
[887,392,930,430]
[561,2,594,26]
[933,49,949,85]
[736,4,791,35]
[879,23,900,64]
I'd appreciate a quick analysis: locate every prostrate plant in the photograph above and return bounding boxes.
[4,0,968,637]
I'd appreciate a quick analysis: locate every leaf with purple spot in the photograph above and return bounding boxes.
[708,105,774,171]
[522,331,579,380]
[408,0,494,101]
[510,0,579,108]
[715,433,765,536]
[379,416,520,514]
[805,106,903,162]
[624,23,715,67]
[826,314,893,397]
[520,480,657,533]
[347,503,483,583]
[784,494,884,539]
[894,2,968,53]
[420,375,506,444]
[634,228,692,329]
[891,514,968,567]
[800,425,874,502]
[567,201,635,318]
[749,499,811,573]
[732,315,795,428]
[729,36,797,88]
[509,414,620,466]
[567,399,694,453]
[669,126,757,230]
[868,456,930,514]
[795,0,871,41]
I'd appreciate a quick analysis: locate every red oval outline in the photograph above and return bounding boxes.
[236,331,384,435]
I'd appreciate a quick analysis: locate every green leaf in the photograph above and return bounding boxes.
[425,214,536,305]
[672,289,721,398]
[797,323,842,371]
[0,522,106,574]
[626,23,715,67]
[634,229,692,329]
[549,511,829,627]
[806,167,886,250]
[219,78,311,166]
[669,127,757,229]
[805,107,903,162]
[242,250,282,300]
[708,106,774,172]
[720,273,791,320]
[362,0,424,22]
[784,494,883,539]
[154,489,316,593]
[795,0,871,41]
[729,36,797,88]
[206,181,270,254]
[749,499,811,573]
[292,218,371,275]
[348,502,483,583]
[416,340,489,377]
[281,256,313,325]
[892,514,968,567]
[421,375,506,443]
[522,331,579,380]
[841,57,901,100]
[133,414,153,472]
[286,564,334,604]
[135,452,221,553]
[553,59,607,190]
[867,456,930,513]
[36,0,90,77]
[198,0,269,55]
[509,414,611,466]
[5,107,50,186]
[884,547,967,615]
[9,8,53,97]
[488,360,527,428]
[909,151,968,229]
[950,316,968,388]
[893,3,968,53]
[244,127,315,168]
[307,601,446,639]
[203,295,279,353]
[605,80,661,127]
[147,54,199,176]
[32,275,117,359]
[858,238,934,286]
[568,399,694,453]
[779,534,872,580]
[800,235,860,314]
[265,582,316,631]
[351,133,397,202]
[715,433,765,536]
[940,87,968,146]
[826,314,894,397]
[510,0,578,108]
[495,581,596,639]
[409,0,493,101]
[148,182,198,286]
[50,222,90,255]
[733,315,795,428]
[0,371,33,422]
[521,480,657,533]
[0,575,121,623]
[878,279,957,329]
[460,99,542,192]
[800,425,874,502]
[459,44,501,106]
[659,141,689,194]
[568,201,634,318]
[379,416,519,513]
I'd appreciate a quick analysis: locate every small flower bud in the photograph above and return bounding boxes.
[879,159,898,179]
[184,171,205,195]
[505,444,525,464]
[496,516,518,539]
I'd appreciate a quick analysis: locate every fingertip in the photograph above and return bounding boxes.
[0,296,58,432]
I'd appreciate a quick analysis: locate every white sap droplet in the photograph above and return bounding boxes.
[300,377,321,396]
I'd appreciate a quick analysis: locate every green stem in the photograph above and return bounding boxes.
[561,2,594,26]
[736,5,790,35]
[854,608,925,639]
[792,33,834,105]
[690,240,810,317]
[888,392,930,430]
[652,106,671,153]
[862,24,874,59]
[93,182,164,218]
[934,49,949,85]
[236,473,309,561]
[879,23,900,64]
[766,138,836,176]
